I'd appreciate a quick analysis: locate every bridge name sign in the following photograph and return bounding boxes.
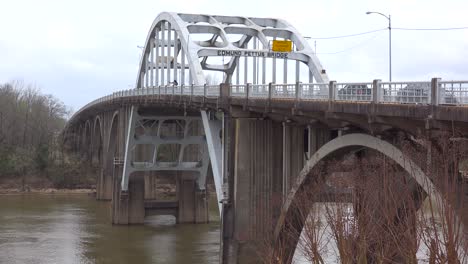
[217,50,289,59]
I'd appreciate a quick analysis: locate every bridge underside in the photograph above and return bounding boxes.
[66,100,468,263]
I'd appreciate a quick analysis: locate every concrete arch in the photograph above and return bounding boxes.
[92,116,103,165]
[93,115,103,139]
[84,119,92,138]
[274,133,462,261]
[77,124,84,152]
[96,111,120,201]
[106,111,120,154]
[83,120,92,159]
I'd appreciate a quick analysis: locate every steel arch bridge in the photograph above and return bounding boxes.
[63,12,468,264]
[136,12,328,89]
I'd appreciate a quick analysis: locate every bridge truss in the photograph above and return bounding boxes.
[136,12,329,88]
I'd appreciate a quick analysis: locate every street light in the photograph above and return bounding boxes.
[137,45,144,60]
[366,11,392,81]
[304,36,317,54]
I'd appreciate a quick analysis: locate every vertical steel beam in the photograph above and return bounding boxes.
[244,56,248,84]
[155,28,159,87]
[236,57,240,85]
[283,58,288,84]
[253,40,257,85]
[167,23,172,85]
[189,68,193,85]
[181,46,185,86]
[262,56,266,84]
[160,22,165,86]
[309,68,313,84]
[295,60,300,83]
[150,38,154,87]
[173,31,178,85]
[272,37,277,84]
[145,46,149,88]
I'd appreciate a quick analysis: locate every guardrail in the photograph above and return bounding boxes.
[68,78,468,125]
[381,81,431,104]
[334,82,373,102]
[439,81,468,105]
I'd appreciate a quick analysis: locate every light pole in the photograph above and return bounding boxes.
[137,45,144,60]
[366,11,392,81]
[304,36,317,54]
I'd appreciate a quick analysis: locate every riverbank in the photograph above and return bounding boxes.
[0,187,95,195]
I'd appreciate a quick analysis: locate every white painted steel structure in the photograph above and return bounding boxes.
[136,12,329,88]
[121,107,210,193]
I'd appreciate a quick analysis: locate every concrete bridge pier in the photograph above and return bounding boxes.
[222,117,308,263]
[177,173,209,224]
[112,171,209,225]
[112,172,145,225]
[96,166,113,200]
[144,173,158,199]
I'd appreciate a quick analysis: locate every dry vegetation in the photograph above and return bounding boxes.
[260,134,467,263]
[0,80,94,190]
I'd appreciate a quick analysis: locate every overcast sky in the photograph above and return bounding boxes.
[1,0,467,111]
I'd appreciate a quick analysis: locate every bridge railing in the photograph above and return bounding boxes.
[381,81,431,104]
[272,84,296,99]
[250,84,269,98]
[206,85,220,97]
[182,85,191,95]
[192,85,205,96]
[334,82,373,102]
[300,83,329,100]
[68,78,468,126]
[231,84,247,97]
[439,81,468,105]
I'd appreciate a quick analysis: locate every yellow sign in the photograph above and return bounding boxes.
[272,40,292,52]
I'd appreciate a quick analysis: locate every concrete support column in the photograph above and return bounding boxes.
[144,173,158,199]
[128,174,145,224]
[282,123,305,198]
[111,164,126,224]
[97,144,114,200]
[97,166,113,200]
[112,173,145,225]
[308,127,331,156]
[195,189,209,223]
[227,118,283,264]
[177,173,209,223]
[111,106,145,225]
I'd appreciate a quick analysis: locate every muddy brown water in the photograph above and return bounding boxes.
[0,194,220,264]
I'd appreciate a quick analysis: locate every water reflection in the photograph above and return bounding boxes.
[0,194,220,264]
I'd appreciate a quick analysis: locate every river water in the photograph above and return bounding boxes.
[0,194,455,264]
[0,194,220,264]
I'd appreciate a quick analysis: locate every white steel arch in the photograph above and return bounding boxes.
[136,12,329,88]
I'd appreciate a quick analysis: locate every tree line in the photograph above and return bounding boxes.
[0,80,93,188]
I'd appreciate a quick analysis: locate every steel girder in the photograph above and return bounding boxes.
[121,106,210,192]
[136,12,329,88]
